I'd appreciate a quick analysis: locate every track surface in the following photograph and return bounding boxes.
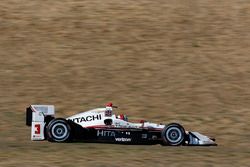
[0,1,250,166]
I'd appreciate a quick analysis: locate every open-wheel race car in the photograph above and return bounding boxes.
[26,103,217,146]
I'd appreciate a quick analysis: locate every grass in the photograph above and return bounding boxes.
[0,0,250,166]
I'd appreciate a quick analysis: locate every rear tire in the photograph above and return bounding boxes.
[161,123,185,146]
[46,118,71,142]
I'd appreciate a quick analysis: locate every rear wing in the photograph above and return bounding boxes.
[26,105,55,140]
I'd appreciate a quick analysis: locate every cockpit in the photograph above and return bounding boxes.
[116,114,128,122]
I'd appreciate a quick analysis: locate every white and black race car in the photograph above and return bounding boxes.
[26,103,217,146]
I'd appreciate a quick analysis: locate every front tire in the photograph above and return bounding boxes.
[161,123,185,146]
[46,118,71,142]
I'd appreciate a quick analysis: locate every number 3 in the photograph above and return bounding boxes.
[35,124,41,134]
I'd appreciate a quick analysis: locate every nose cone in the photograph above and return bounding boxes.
[188,132,217,146]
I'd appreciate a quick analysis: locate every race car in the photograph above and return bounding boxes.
[26,103,217,146]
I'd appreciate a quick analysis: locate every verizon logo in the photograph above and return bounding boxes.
[115,138,131,142]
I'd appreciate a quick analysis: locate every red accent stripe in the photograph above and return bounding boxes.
[85,125,109,128]
[84,125,163,131]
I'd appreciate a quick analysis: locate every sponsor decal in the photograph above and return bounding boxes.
[115,138,132,142]
[97,130,115,137]
[142,134,147,139]
[34,124,41,134]
[105,108,112,117]
[125,132,130,135]
[70,114,102,123]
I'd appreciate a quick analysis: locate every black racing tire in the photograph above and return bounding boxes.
[46,118,72,142]
[161,123,185,146]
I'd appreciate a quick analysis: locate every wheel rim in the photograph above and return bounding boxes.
[51,123,68,140]
[165,127,183,144]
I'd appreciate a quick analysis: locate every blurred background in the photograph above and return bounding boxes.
[0,0,250,166]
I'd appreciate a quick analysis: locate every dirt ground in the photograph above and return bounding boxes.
[0,0,250,166]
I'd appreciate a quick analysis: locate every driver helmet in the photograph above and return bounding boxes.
[117,114,128,121]
[106,102,113,107]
